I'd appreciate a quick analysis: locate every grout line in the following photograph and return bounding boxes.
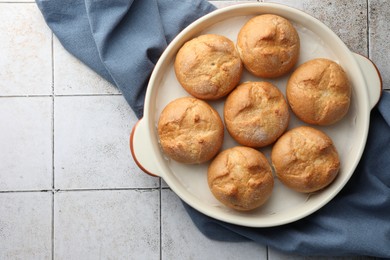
[51,190,55,260]
[0,93,123,98]
[0,187,159,194]
[54,93,123,97]
[54,187,160,192]
[51,30,55,260]
[0,190,53,193]
[0,95,53,98]
[51,31,55,190]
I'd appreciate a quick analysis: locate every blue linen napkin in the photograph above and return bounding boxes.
[36,0,390,257]
[36,0,216,118]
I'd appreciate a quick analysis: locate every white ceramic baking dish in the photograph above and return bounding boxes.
[130,3,382,227]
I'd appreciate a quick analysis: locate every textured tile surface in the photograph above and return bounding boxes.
[0,1,387,260]
[0,97,52,191]
[369,0,390,89]
[161,189,267,260]
[263,0,368,55]
[0,192,52,259]
[210,0,258,8]
[54,190,159,259]
[0,0,34,2]
[54,95,159,189]
[53,37,119,95]
[0,3,52,96]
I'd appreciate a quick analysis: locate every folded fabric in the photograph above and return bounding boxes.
[36,0,390,257]
[36,0,216,118]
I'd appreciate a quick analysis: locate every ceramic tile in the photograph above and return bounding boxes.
[210,0,258,8]
[0,1,387,260]
[0,97,52,191]
[53,37,120,95]
[0,3,52,96]
[369,0,390,89]
[263,0,368,55]
[54,95,159,190]
[0,192,52,259]
[161,189,267,260]
[54,189,159,259]
[161,178,169,189]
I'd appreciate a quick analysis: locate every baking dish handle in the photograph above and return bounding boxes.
[353,53,382,110]
[130,118,160,177]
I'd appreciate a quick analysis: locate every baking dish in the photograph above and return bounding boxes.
[130,3,382,227]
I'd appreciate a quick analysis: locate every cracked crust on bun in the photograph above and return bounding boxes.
[271,126,340,193]
[208,146,274,211]
[237,14,300,78]
[224,81,289,148]
[286,58,351,125]
[174,34,243,100]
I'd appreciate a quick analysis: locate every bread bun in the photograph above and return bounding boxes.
[157,97,224,164]
[208,146,274,211]
[174,34,243,100]
[237,14,300,78]
[224,81,289,148]
[271,126,340,193]
[286,58,351,125]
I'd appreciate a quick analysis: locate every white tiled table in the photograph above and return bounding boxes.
[0,0,388,259]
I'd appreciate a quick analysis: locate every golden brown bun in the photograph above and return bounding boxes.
[237,14,300,78]
[157,97,224,164]
[224,81,289,148]
[286,58,351,125]
[174,34,243,100]
[208,146,274,211]
[271,126,340,193]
